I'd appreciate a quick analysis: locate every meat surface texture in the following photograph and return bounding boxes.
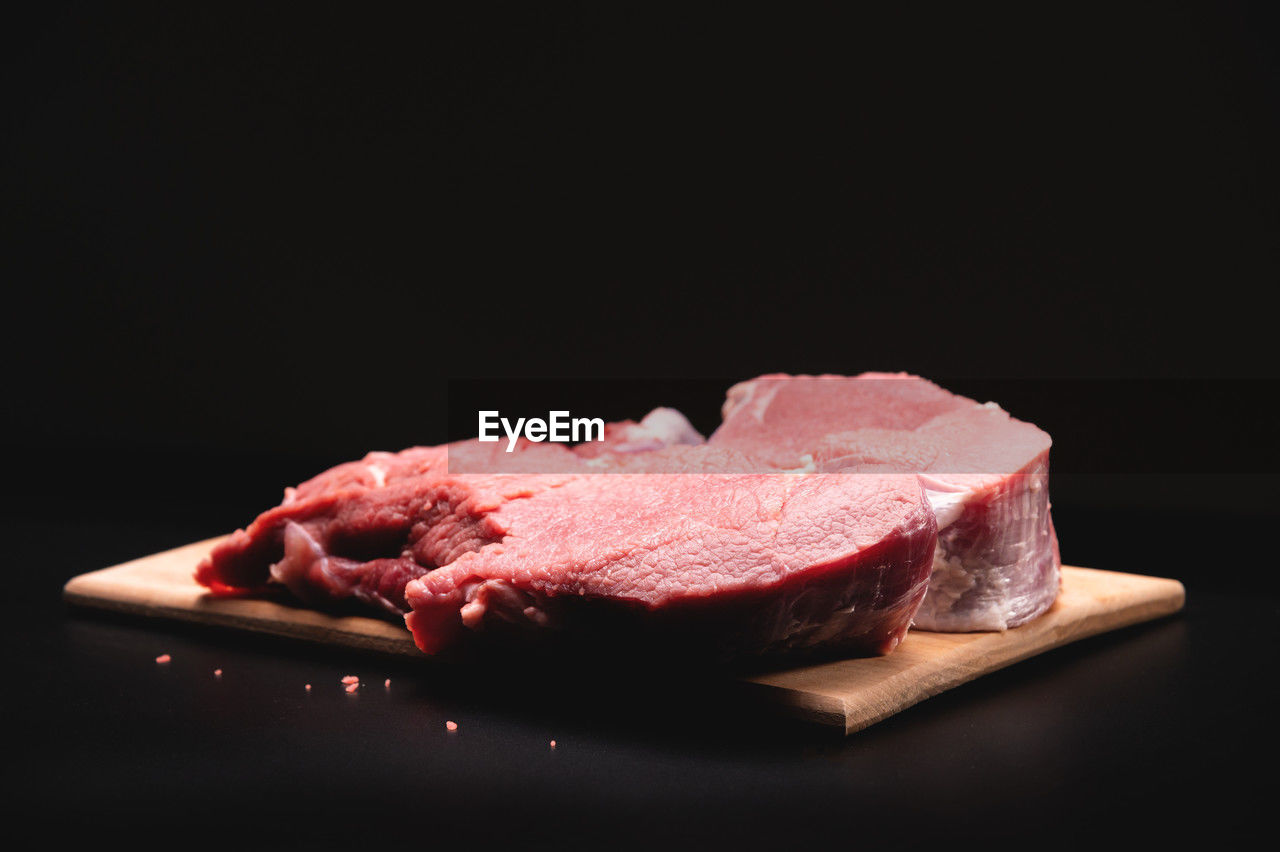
[198,410,706,614]
[404,467,937,658]
[196,426,938,659]
[195,443,592,612]
[197,374,1059,659]
[709,373,1060,631]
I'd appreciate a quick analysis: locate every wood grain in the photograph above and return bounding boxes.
[63,536,1184,733]
[744,566,1185,731]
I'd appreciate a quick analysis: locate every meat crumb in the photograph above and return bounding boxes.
[213,669,223,678]
[345,682,359,693]
[445,720,458,731]
[155,654,171,664]
[550,740,557,749]
[384,678,391,688]
[305,684,312,691]
[341,675,359,685]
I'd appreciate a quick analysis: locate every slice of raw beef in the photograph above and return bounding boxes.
[195,442,588,613]
[710,373,1060,631]
[196,409,702,611]
[197,436,938,658]
[403,464,936,658]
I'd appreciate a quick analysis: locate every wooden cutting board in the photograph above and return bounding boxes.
[63,536,1184,733]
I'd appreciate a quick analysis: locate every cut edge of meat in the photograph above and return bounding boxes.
[402,473,939,660]
[709,373,1062,633]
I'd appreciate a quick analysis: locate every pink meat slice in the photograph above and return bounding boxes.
[710,373,1060,631]
[713,372,969,467]
[195,411,704,616]
[195,442,587,613]
[197,429,938,658]
[195,412,700,611]
[403,467,936,658]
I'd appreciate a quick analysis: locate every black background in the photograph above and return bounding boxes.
[3,3,1277,849]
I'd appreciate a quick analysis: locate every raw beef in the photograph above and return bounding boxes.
[198,374,1058,657]
[197,408,703,610]
[403,463,936,657]
[195,443,586,613]
[197,438,938,658]
[710,374,1060,631]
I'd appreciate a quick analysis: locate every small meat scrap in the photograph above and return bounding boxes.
[341,675,359,685]
[155,654,171,664]
[445,720,458,731]
[345,682,359,693]
[213,668,223,677]
[305,684,312,691]
[384,678,391,688]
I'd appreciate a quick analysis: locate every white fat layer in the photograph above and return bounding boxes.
[924,488,969,530]
[783,454,817,474]
[637,407,705,445]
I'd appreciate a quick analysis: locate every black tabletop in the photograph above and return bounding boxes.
[7,501,1274,851]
